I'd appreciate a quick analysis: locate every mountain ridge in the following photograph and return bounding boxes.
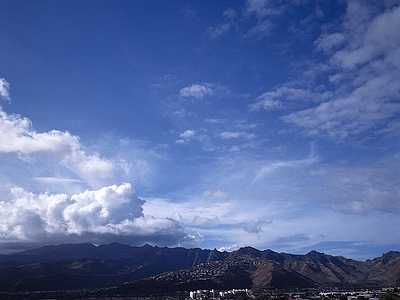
[0,243,398,293]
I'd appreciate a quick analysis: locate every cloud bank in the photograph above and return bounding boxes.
[0,182,201,248]
[0,90,202,251]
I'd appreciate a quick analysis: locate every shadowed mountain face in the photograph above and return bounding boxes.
[0,243,398,293]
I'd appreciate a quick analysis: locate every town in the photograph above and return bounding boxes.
[1,286,398,300]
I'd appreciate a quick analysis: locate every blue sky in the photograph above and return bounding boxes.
[1,0,399,260]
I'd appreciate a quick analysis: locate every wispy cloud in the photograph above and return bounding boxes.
[244,19,274,39]
[244,0,285,18]
[218,131,256,140]
[0,108,128,186]
[206,8,237,39]
[0,78,10,102]
[250,87,333,111]
[251,2,400,141]
[207,22,232,39]
[204,118,226,124]
[179,6,196,18]
[193,216,219,227]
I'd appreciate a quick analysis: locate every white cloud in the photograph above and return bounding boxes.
[242,0,286,39]
[218,244,239,252]
[175,129,209,146]
[206,8,237,39]
[207,23,232,39]
[254,2,400,141]
[174,109,187,117]
[253,144,319,182]
[176,130,196,145]
[282,75,400,139]
[250,86,332,111]
[0,108,128,185]
[330,4,400,71]
[180,129,196,139]
[193,216,219,227]
[245,0,284,18]
[174,139,187,145]
[203,189,229,200]
[179,84,214,99]
[0,183,201,247]
[140,149,400,256]
[35,177,84,184]
[0,78,10,102]
[218,131,256,140]
[244,19,274,39]
[323,158,400,215]
[62,183,143,234]
[204,118,226,124]
[179,6,196,18]
[315,32,346,54]
[223,8,237,19]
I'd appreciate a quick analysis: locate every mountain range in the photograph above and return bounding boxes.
[0,243,399,293]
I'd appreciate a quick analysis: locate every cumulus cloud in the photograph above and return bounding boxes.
[0,108,128,185]
[0,183,201,248]
[179,84,214,99]
[218,244,239,252]
[176,130,210,146]
[0,78,10,101]
[180,130,196,139]
[175,129,196,145]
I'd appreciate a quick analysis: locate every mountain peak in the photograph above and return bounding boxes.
[0,243,399,293]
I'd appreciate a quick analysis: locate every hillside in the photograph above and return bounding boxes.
[0,243,398,293]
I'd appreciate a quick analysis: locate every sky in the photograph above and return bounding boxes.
[0,0,399,261]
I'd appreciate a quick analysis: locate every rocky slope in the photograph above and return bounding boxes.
[0,243,398,293]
